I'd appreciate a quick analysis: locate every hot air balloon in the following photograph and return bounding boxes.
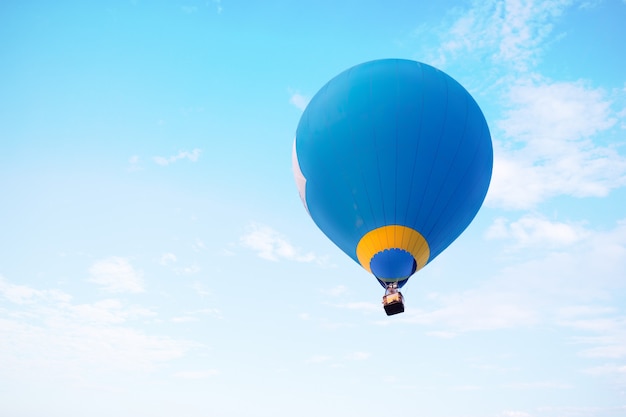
[292,59,493,315]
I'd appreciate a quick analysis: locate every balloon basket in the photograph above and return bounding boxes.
[383,292,405,316]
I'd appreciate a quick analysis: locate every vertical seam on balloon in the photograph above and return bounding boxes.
[394,60,399,249]
[323,73,353,261]
[404,62,425,230]
[347,64,377,266]
[425,94,483,254]
[429,129,483,256]
[351,115,373,260]
[370,66,386,258]
[428,98,470,239]
[345,67,373,262]
[412,70,449,229]
[420,76,465,238]
[358,68,378,263]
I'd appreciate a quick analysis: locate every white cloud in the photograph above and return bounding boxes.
[159,249,201,275]
[381,219,626,338]
[191,281,212,297]
[66,298,156,324]
[160,252,177,265]
[240,223,321,263]
[433,0,571,73]
[394,291,538,334]
[171,308,223,323]
[174,264,201,275]
[88,257,144,293]
[346,351,371,361]
[564,314,626,359]
[584,364,626,376]
[192,238,207,252]
[212,0,223,14]
[289,91,310,111]
[0,278,195,379]
[485,215,590,249]
[424,2,626,210]
[153,149,202,166]
[556,305,617,319]
[127,155,142,172]
[488,79,626,209]
[324,285,348,297]
[0,276,69,304]
[501,80,616,141]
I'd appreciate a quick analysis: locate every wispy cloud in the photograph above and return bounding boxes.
[170,308,223,323]
[353,213,626,348]
[212,0,223,14]
[160,252,177,265]
[584,364,626,377]
[153,149,202,166]
[240,223,323,263]
[393,291,538,335]
[431,0,572,73]
[289,91,310,111]
[0,277,195,378]
[324,285,348,297]
[127,155,142,172]
[424,1,626,210]
[583,362,626,388]
[181,5,198,14]
[383,219,626,336]
[564,313,626,359]
[0,276,71,305]
[485,214,590,249]
[191,281,212,297]
[192,238,207,252]
[304,351,371,368]
[88,257,144,293]
[364,217,626,336]
[159,252,200,275]
[346,351,371,361]
[488,79,625,209]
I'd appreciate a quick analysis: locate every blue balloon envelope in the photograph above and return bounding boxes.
[293,59,493,289]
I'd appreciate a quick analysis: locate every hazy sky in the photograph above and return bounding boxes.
[1,1,626,416]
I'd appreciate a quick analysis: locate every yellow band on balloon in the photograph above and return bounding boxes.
[356,225,430,273]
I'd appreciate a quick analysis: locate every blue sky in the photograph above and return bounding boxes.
[1,1,626,416]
